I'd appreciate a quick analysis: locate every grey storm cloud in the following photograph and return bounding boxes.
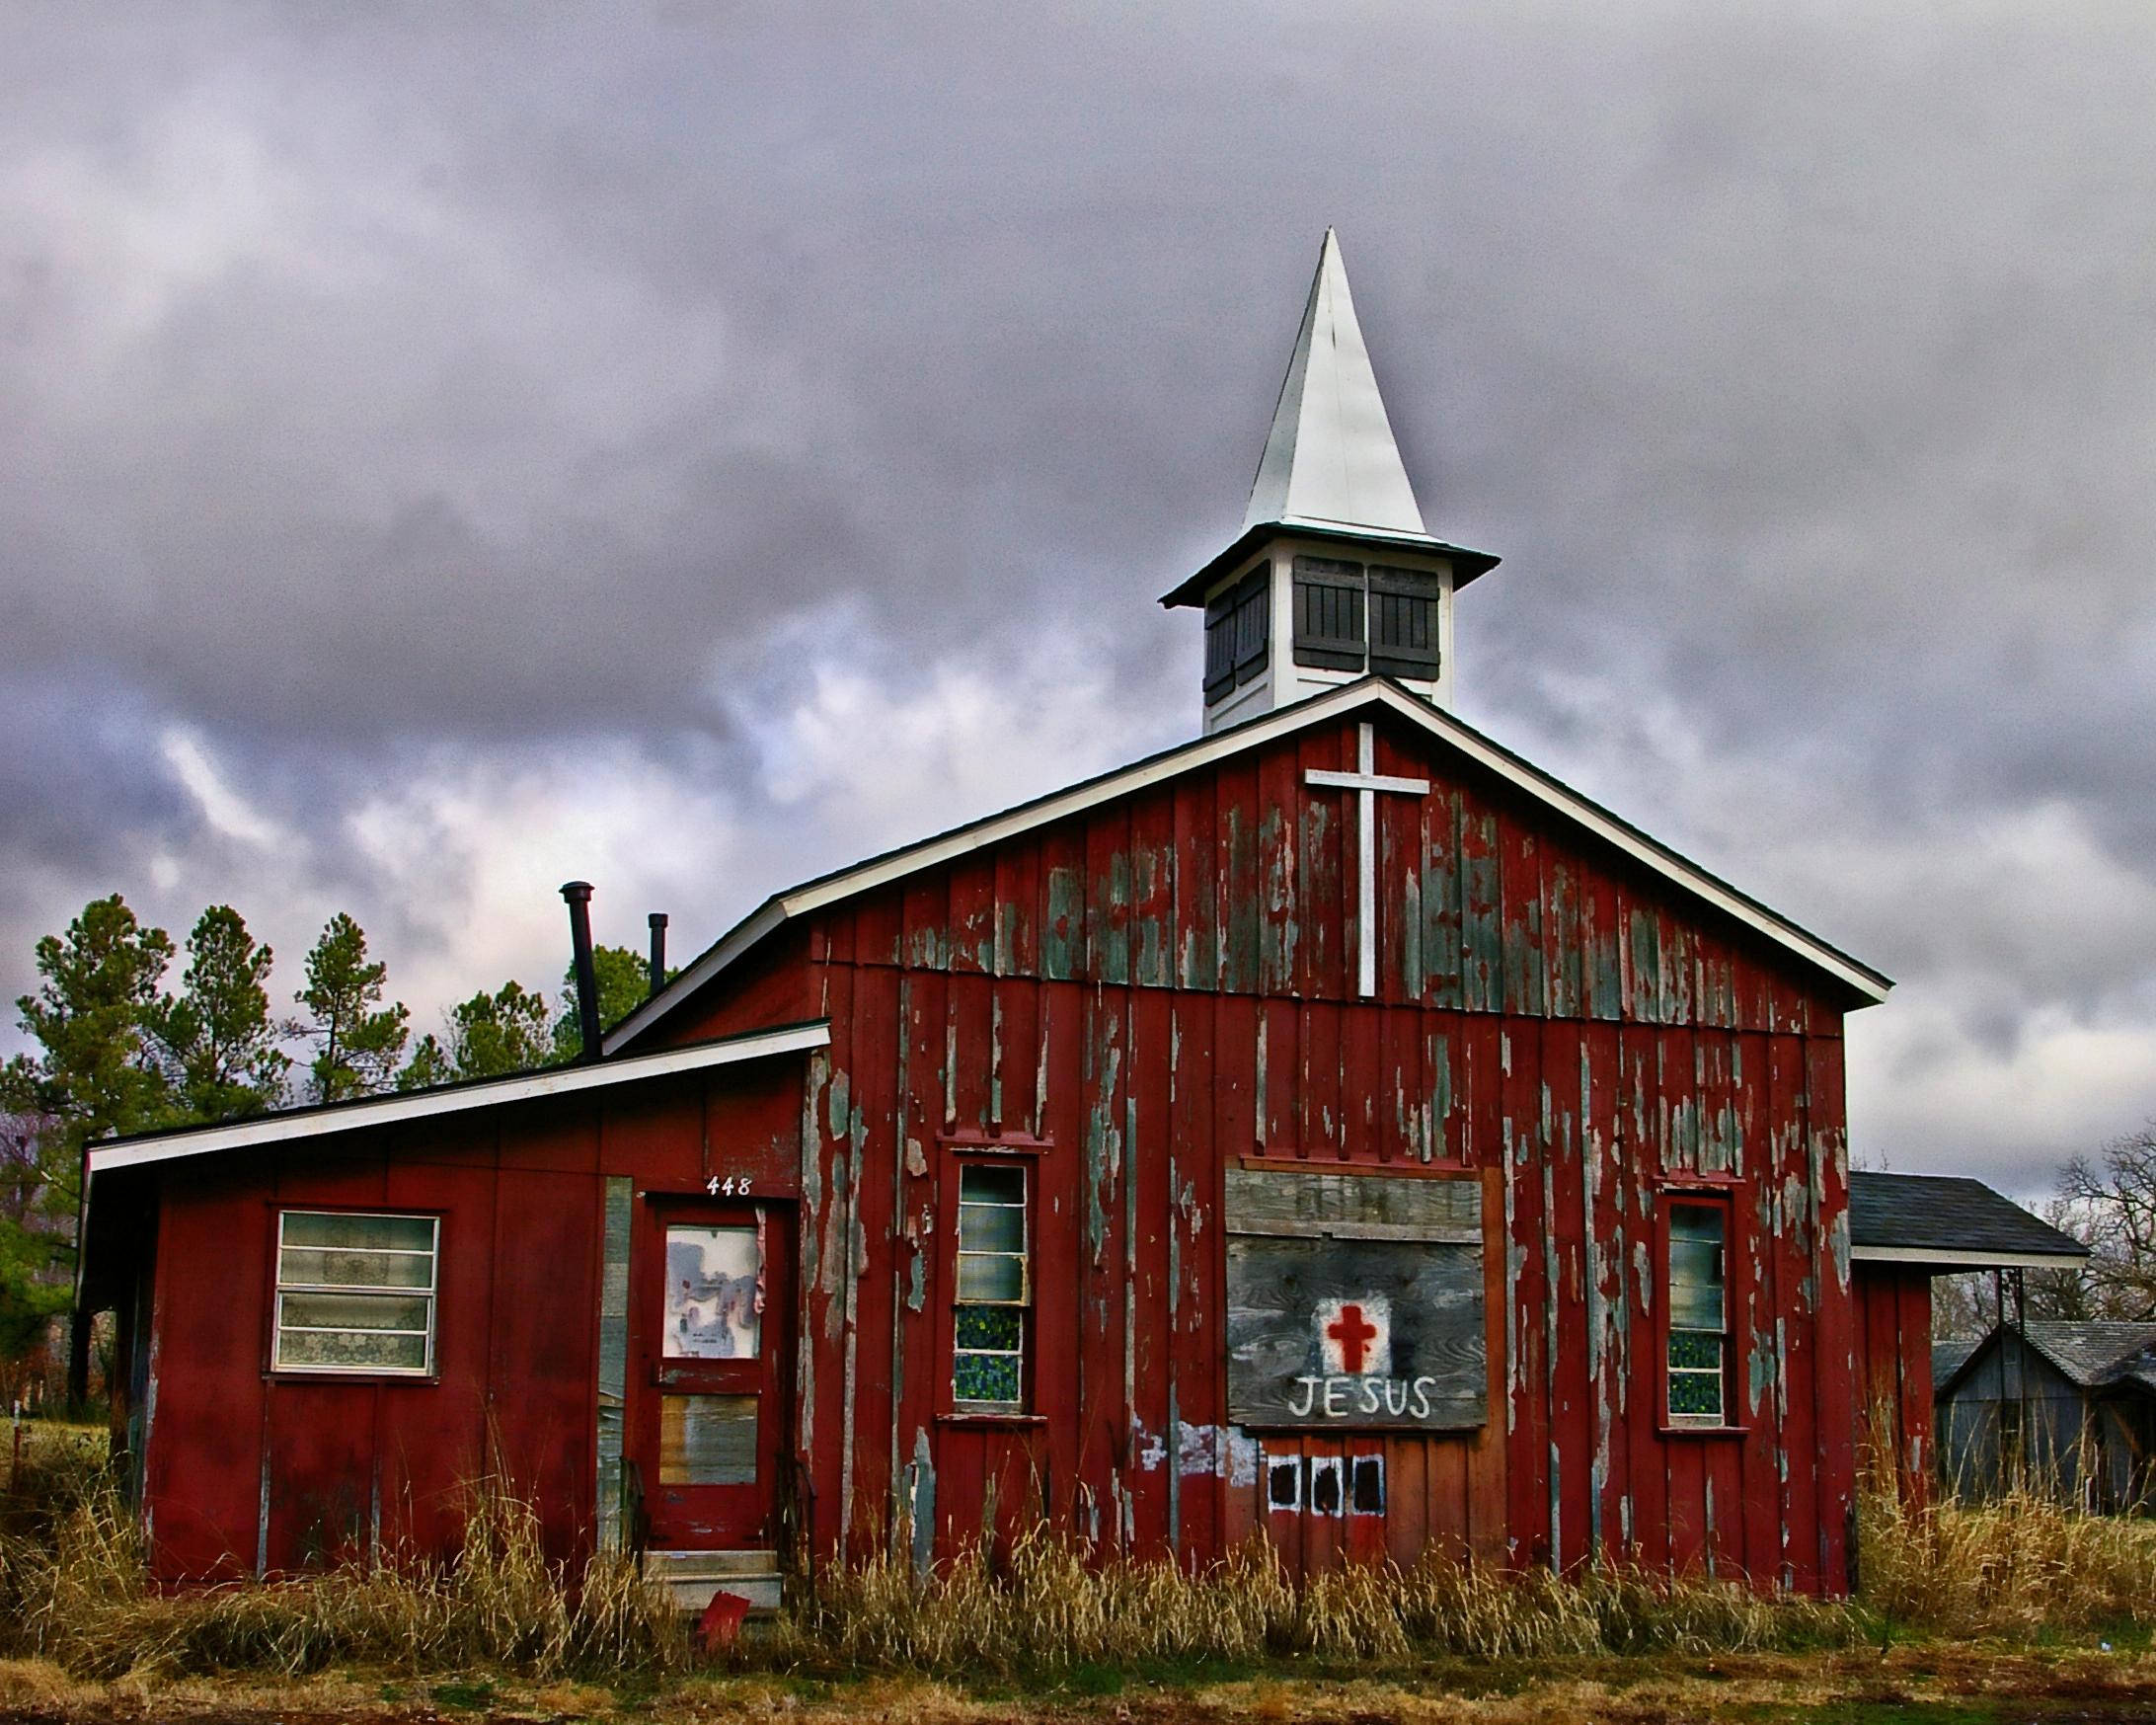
[3,2,2154,1192]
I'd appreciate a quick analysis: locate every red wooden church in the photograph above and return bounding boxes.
[75,233,2077,1604]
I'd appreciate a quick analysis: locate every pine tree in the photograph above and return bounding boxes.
[442,980,555,1080]
[294,913,410,1102]
[551,944,653,1061]
[395,1033,455,1093]
[150,905,291,1121]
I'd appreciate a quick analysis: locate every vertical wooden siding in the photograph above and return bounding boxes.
[768,710,1858,1590]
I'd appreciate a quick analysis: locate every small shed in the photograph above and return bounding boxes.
[1936,1322,2156,1512]
[1846,1172,2087,1499]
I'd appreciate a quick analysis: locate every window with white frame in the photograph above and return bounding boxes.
[273,1211,438,1375]
[1665,1202,1728,1425]
[952,1163,1030,1410]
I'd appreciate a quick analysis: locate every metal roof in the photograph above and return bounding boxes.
[607,677,1891,1057]
[82,1019,830,1175]
[1159,231,1500,608]
[1848,1171,2089,1270]
[1245,229,1426,539]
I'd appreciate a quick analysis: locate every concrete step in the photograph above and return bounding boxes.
[642,1547,783,1614]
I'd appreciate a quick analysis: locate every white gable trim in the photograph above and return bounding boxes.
[1852,1244,2087,1271]
[87,1020,830,1174]
[606,680,1888,1056]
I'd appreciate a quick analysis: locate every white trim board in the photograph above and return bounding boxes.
[87,1021,831,1174]
[608,679,1889,1057]
[1851,1244,2088,1272]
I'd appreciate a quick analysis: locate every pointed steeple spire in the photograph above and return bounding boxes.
[1243,229,1426,537]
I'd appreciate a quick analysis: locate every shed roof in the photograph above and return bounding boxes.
[1848,1171,2088,1271]
[1931,1338,1977,1393]
[2021,1322,2156,1390]
[1939,1321,2156,1401]
[607,677,1890,1056]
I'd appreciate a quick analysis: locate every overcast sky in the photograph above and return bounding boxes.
[4,3,2152,1196]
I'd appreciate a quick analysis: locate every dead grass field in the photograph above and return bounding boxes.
[6,1645,2156,1724]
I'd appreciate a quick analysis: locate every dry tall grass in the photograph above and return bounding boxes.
[10,1420,2156,1685]
[765,1521,1858,1674]
[0,1432,684,1681]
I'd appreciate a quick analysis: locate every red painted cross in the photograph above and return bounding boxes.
[1328,1303,1379,1374]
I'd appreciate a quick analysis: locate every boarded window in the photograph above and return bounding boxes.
[1204,566,1270,702]
[1223,1169,1487,1430]
[273,1211,437,1375]
[658,1393,758,1485]
[1368,565,1440,679]
[953,1162,1030,1409]
[1291,556,1366,670]
[1665,1203,1728,1425]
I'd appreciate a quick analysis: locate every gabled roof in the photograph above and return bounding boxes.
[83,1019,830,1176]
[1931,1338,1978,1393]
[608,677,1890,1056]
[1849,1171,2090,1271]
[1938,1320,2156,1401]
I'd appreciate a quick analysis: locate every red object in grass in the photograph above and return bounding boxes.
[697,1589,752,1652]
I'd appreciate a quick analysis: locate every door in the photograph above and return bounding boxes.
[631,1199,792,1551]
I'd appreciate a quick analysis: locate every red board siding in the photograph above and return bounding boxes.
[735,709,1862,1591]
[1852,1265,1934,1506]
[139,1064,802,1581]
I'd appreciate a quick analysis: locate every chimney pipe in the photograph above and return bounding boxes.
[560,881,603,1062]
[647,912,668,999]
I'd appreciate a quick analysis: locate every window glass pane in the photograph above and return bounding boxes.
[959,1199,1025,1253]
[664,1224,761,1360]
[954,1351,1022,1403]
[957,1305,1023,1352]
[960,1164,1026,1205]
[957,1253,1026,1302]
[278,1246,434,1290]
[1670,1207,1724,1243]
[1668,1238,1724,1329]
[1668,1330,1724,1372]
[280,1292,430,1334]
[1667,1368,1724,1419]
[282,1213,434,1254]
[275,1326,428,1372]
[659,1394,758,1485]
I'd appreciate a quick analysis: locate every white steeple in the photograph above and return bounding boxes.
[1160,231,1500,738]
[1244,229,1426,537]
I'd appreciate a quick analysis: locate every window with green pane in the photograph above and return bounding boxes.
[274,1211,438,1375]
[1665,1204,1727,1425]
[953,1162,1029,1410]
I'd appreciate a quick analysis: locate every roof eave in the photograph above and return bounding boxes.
[1158,519,1502,609]
[1852,1243,2091,1272]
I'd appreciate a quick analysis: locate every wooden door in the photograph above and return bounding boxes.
[631,1199,791,1551]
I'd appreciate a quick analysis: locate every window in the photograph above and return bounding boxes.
[1309,1453,1345,1515]
[1291,556,1366,670]
[1665,1202,1728,1426]
[953,1162,1030,1410]
[273,1210,438,1375]
[1350,1453,1386,1515]
[1266,1453,1302,1511]
[1368,565,1440,679]
[1204,566,1270,703]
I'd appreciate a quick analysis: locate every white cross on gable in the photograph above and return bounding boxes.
[1304,721,1429,997]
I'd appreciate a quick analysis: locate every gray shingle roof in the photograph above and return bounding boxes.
[1849,1171,2087,1265]
[1931,1338,1977,1393]
[2019,1321,2156,1390]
